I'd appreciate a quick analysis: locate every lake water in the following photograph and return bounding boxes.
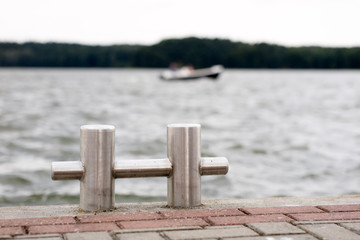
[0,68,360,207]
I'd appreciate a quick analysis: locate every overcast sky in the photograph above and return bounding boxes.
[1,0,360,47]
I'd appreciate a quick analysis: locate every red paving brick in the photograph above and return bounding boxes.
[160,208,245,218]
[0,226,25,235]
[0,216,76,227]
[289,211,360,221]
[241,206,324,215]
[3,204,360,236]
[119,218,209,229]
[28,223,119,235]
[317,204,360,212]
[77,212,162,223]
[208,214,292,226]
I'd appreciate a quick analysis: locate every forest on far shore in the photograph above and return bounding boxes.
[0,37,359,68]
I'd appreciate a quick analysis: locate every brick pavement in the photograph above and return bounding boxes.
[1,204,360,239]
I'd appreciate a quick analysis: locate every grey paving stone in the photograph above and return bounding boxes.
[222,234,317,240]
[301,223,360,240]
[163,226,258,240]
[116,232,165,240]
[65,232,112,240]
[13,238,61,240]
[295,220,360,225]
[340,222,360,233]
[112,226,202,234]
[0,236,12,239]
[248,222,305,235]
[13,238,62,240]
[205,225,253,229]
[15,234,63,240]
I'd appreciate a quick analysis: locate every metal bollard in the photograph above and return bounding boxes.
[52,125,115,211]
[51,123,229,211]
[167,124,228,207]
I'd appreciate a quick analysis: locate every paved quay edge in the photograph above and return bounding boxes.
[1,195,360,239]
[1,195,360,219]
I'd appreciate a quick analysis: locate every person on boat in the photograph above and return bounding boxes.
[187,65,194,72]
[169,62,179,71]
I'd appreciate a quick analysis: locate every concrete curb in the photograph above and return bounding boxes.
[1,195,360,219]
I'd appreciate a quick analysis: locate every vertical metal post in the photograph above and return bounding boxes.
[80,125,115,211]
[52,123,228,210]
[167,124,201,207]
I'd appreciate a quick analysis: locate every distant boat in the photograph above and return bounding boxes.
[160,65,224,81]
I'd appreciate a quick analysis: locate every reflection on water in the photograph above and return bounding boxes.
[0,69,360,206]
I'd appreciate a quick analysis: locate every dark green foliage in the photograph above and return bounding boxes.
[133,37,237,68]
[0,37,359,68]
[0,42,141,67]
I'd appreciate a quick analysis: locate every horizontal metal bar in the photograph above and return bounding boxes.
[113,158,172,178]
[200,157,229,176]
[51,161,84,180]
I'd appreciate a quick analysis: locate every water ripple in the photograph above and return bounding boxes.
[0,69,360,206]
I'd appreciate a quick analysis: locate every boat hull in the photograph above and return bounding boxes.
[160,65,223,81]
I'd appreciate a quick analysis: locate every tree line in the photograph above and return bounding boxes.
[0,37,359,68]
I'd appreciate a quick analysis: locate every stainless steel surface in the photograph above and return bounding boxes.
[113,158,172,178]
[200,157,229,176]
[51,123,228,210]
[167,123,202,207]
[80,125,115,211]
[51,161,84,180]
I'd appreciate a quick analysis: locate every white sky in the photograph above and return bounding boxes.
[1,0,360,47]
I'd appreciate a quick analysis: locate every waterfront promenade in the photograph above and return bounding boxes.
[1,195,360,239]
